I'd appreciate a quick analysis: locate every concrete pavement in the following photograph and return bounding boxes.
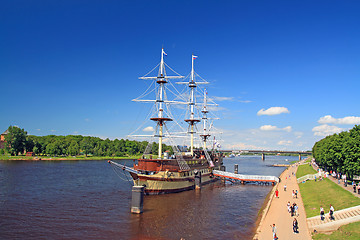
[253,162,312,240]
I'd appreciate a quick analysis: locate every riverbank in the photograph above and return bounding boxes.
[0,155,140,161]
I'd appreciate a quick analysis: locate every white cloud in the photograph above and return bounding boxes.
[257,107,290,116]
[260,125,292,132]
[211,96,234,101]
[294,131,303,139]
[143,126,154,132]
[85,118,91,122]
[312,124,343,136]
[227,142,262,150]
[283,126,292,132]
[278,140,293,146]
[318,115,360,125]
[219,127,313,151]
[260,125,277,131]
[51,130,56,132]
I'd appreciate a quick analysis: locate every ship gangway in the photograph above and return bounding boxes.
[212,170,279,185]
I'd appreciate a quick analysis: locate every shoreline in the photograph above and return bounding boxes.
[252,166,289,239]
[0,157,137,161]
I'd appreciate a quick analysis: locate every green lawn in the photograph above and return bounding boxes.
[296,163,317,178]
[312,221,360,240]
[297,163,360,238]
[299,178,360,218]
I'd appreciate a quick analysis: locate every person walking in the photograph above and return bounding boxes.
[270,223,277,240]
[294,203,299,216]
[275,189,279,198]
[329,204,335,220]
[353,182,357,193]
[284,184,287,191]
[293,218,299,233]
[295,190,298,198]
[287,201,291,213]
[320,206,325,220]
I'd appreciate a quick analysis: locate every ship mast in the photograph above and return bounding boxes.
[184,54,200,156]
[200,89,211,150]
[137,48,183,159]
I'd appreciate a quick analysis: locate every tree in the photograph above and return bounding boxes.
[80,137,93,157]
[25,136,35,153]
[313,125,360,178]
[67,140,80,156]
[4,126,27,156]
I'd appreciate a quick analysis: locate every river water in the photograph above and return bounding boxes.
[0,155,300,239]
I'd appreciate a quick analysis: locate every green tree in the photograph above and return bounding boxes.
[80,137,93,157]
[313,125,360,178]
[4,126,27,156]
[25,136,35,153]
[67,140,80,156]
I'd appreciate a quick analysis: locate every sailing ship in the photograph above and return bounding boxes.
[109,48,224,194]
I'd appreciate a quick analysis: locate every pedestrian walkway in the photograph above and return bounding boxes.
[253,161,312,240]
[307,205,360,233]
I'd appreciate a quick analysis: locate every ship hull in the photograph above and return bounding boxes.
[133,166,221,195]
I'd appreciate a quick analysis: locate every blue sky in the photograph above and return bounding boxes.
[1,1,360,151]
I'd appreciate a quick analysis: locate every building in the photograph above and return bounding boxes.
[0,129,8,149]
[26,152,35,156]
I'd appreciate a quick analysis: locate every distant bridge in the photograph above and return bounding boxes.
[222,149,312,161]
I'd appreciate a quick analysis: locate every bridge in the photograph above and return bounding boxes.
[222,149,312,161]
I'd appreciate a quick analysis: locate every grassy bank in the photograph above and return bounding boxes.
[296,163,317,178]
[299,178,360,218]
[297,164,360,239]
[312,221,360,240]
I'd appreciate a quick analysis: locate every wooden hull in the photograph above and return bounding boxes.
[133,166,221,195]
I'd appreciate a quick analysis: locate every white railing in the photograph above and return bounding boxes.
[213,170,279,182]
[297,172,323,183]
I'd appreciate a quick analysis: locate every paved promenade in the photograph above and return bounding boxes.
[254,162,312,240]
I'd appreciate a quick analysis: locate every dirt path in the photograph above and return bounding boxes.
[254,163,312,240]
